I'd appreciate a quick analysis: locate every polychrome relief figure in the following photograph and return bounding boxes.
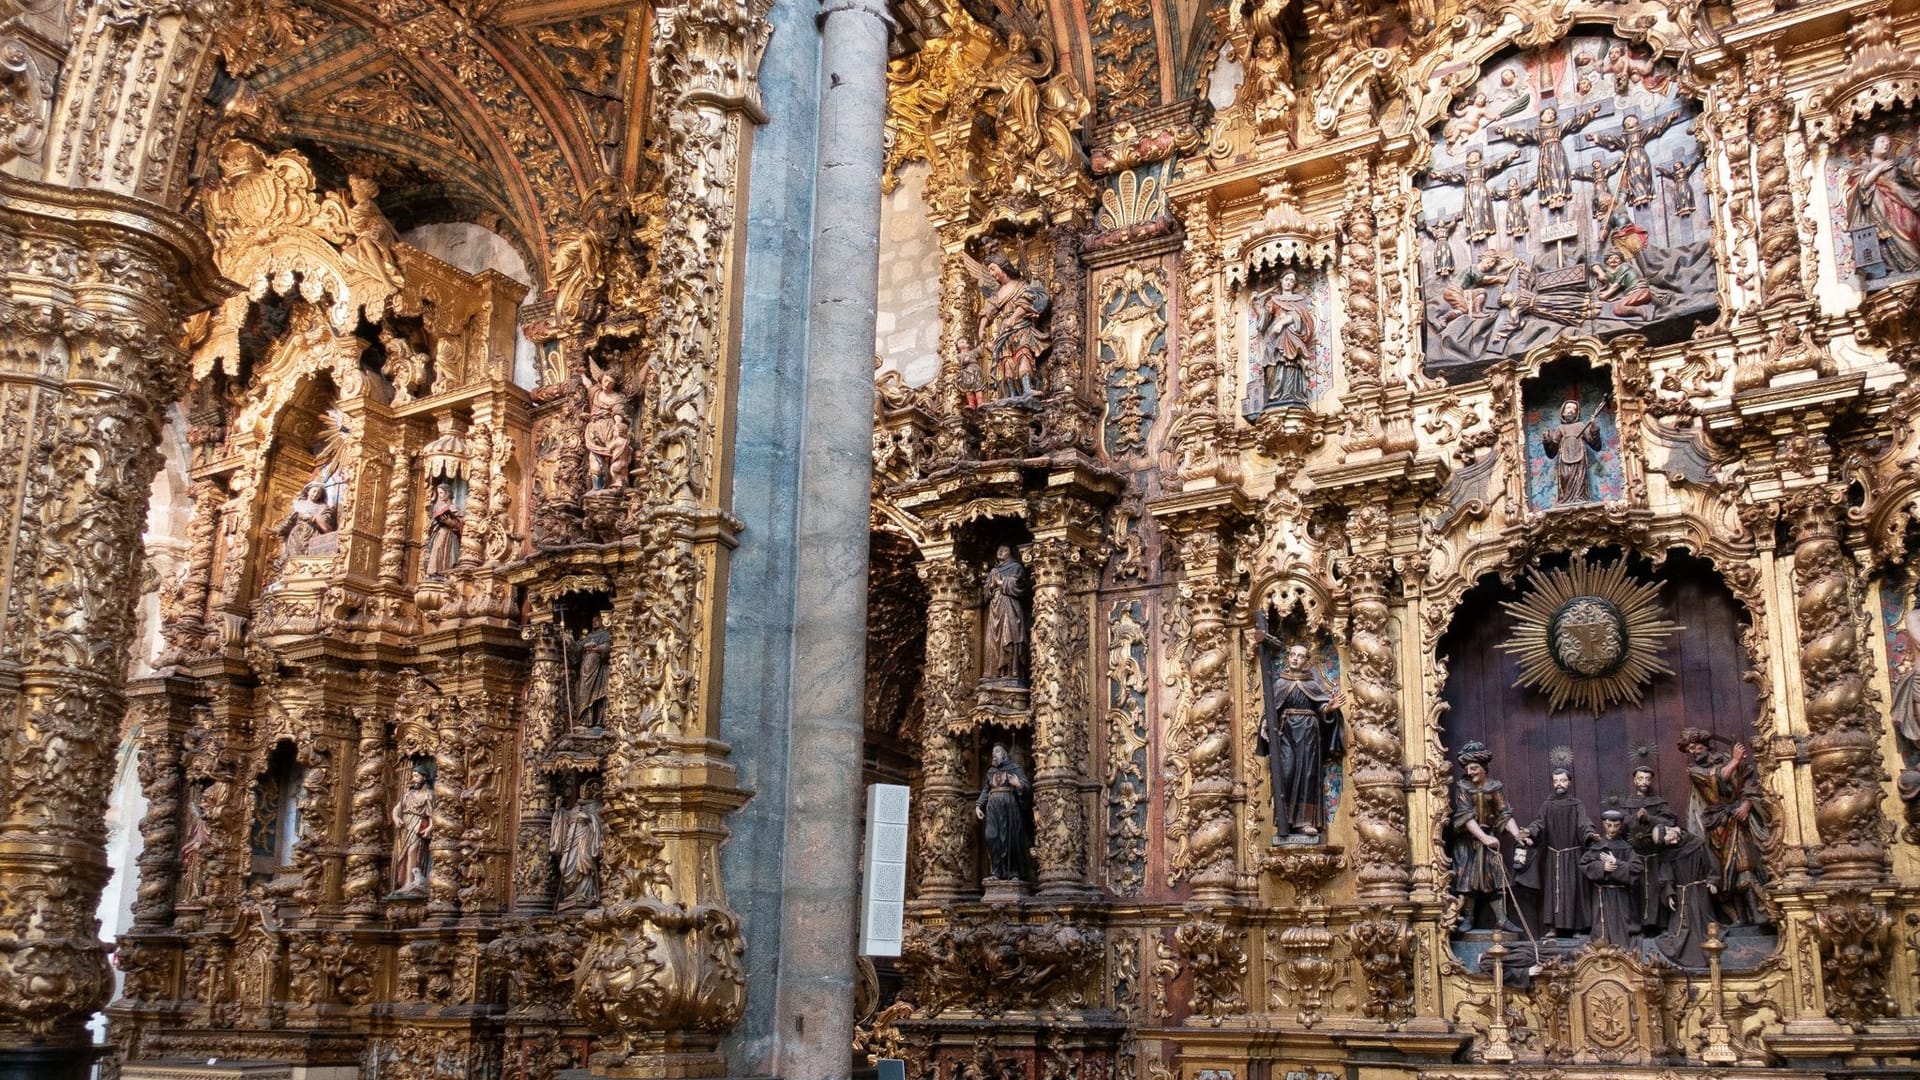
[1845,131,1920,277]
[974,255,1050,401]
[277,481,339,560]
[1253,269,1315,409]
[1541,397,1610,505]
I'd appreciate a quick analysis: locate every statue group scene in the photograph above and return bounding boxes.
[1420,34,1718,373]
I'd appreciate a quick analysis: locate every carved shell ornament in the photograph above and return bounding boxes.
[1497,556,1682,715]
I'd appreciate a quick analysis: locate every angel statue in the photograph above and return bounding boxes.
[961,251,1051,403]
[580,358,634,490]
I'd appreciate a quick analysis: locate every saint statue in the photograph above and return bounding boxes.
[1890,601,1920,748]
[1495,103,1604,210]
[1254,270,1315,409]
[974,743,1031,882]
[1653,825,1720,967]
[573,613,612,731]
[381,328,431,404]
[551,778,604,912]
[1429,148,1523,242]
[1679,727,1772,926]
[1845,132,1920,276]
[1582,809,1643,948]
[1449,741,1531,932]
[975,256,1050,401]
[1541,397,1610,505]
[1587,112,1682,207]
[1512,765,1596,937]
[1621,764,1679,931]
[178,783,212,901]
[581,369,634,490]
[1245,34,1294,132]
[423,479,463,578]
[276,481,339,559]
[343,175,403,292]
[1254,639,1343,840]
[389,766,433,897]
[981,546,1028,686]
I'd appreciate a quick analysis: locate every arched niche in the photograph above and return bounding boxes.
[1436,548,1759,821]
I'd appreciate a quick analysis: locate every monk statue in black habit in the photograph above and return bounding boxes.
[975,743,1031,882]
[1583,809,1644,948]
[1255,639,1344,842]
[1621,763,1679,932]
[1654,824,1721,967]
[1513,764,1596,937]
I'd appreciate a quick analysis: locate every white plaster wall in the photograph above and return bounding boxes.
[402,222,541,390]
[876,162,944,388]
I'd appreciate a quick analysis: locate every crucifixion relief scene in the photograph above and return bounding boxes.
[10,0,1920,1078]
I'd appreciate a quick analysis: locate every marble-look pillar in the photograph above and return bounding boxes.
[0,174,226,1074]
[774,0,890,1078]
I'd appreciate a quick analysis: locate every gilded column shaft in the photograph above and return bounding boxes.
[1341,553,1410,900]
[1787,492,1888,881]
[1030,538,1091,894]
[1161,520,1240,902]
[0,174,225,1056]
[914,557,975,900]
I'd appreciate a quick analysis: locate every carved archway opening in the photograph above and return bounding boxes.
[1433,546,1781,966]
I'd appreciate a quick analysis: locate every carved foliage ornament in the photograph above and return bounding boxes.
[1497,556,1681,715]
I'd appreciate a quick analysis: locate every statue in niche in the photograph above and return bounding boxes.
[1653,824,1719,967]
[1253,269,1315,409]
[1678,727,1772,927]
[970,254,1050,402]
[551,776,604,912]
[1620,763,1679,932]
[389,765,433,897]
[381,328,431,404]
[1892,599,1920,838]
[1582,809,1643,948]
[423,479,463,578]
[1449,741,1530,932]
[178,782,212,901]
[981,546,1028,686]
[1427,148,1522,242]
[276,480,339,560]
[975,743,1031,882]
[572,612,612,731]
[1843,131,1920,277]
[1512,763,1595,937]
[581,363,634,490]
[343,175,404,292]
[1541,396,1611,505]
[1254,635,1343,841]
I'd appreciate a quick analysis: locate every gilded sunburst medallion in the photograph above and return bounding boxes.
[1498,558,1683,715]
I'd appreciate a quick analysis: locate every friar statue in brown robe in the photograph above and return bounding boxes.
[1255,640,1344,841]
[1513,765,1597,937]
[1583,809,1644,948]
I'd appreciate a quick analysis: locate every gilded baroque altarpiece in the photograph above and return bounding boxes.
[868,0,1920,1078]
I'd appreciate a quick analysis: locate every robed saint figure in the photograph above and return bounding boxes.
[1255,638,1344,840]
[975,743,1031,881]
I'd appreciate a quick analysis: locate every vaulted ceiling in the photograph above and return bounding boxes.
[213,0,654,278]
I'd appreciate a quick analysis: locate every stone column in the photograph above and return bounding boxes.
[0,174,226,1073]
[1785,489,1889,881]
[774,1,889,1076]
[914,557,977,900]
[1030,538,1092,895]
